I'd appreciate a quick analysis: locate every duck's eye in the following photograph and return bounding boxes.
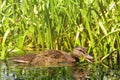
[77,49,86,54]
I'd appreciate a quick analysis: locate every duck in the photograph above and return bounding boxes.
[12,46,93,66]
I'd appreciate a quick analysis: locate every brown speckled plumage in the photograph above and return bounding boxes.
[12,46,93,66]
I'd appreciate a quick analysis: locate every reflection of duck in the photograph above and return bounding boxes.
[12,46,93,66]
[72,65,91,80]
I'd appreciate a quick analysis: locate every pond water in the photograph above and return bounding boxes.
[0,60,120,80]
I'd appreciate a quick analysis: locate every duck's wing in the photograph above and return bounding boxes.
[44,50,75,62]
[12,54,36,64]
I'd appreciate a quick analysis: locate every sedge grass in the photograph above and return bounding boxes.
[0,0,120,65]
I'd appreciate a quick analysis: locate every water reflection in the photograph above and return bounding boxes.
[0,61,120,80]
[0,61,17,80]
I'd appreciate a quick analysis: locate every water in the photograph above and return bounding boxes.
[0,60,120,80]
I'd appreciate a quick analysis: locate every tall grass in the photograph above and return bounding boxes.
[0,0,120,64]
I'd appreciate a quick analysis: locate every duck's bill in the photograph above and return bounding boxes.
[84,54,94,63]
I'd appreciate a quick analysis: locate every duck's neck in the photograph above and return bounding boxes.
[71,54,80,62]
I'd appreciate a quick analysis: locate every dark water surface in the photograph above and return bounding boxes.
[0,60,120,80]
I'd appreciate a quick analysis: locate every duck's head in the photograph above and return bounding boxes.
[71,46,93,62]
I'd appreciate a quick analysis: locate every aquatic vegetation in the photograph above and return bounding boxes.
[0,0,119,65]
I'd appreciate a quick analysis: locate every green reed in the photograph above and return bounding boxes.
[0,0,120,64]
